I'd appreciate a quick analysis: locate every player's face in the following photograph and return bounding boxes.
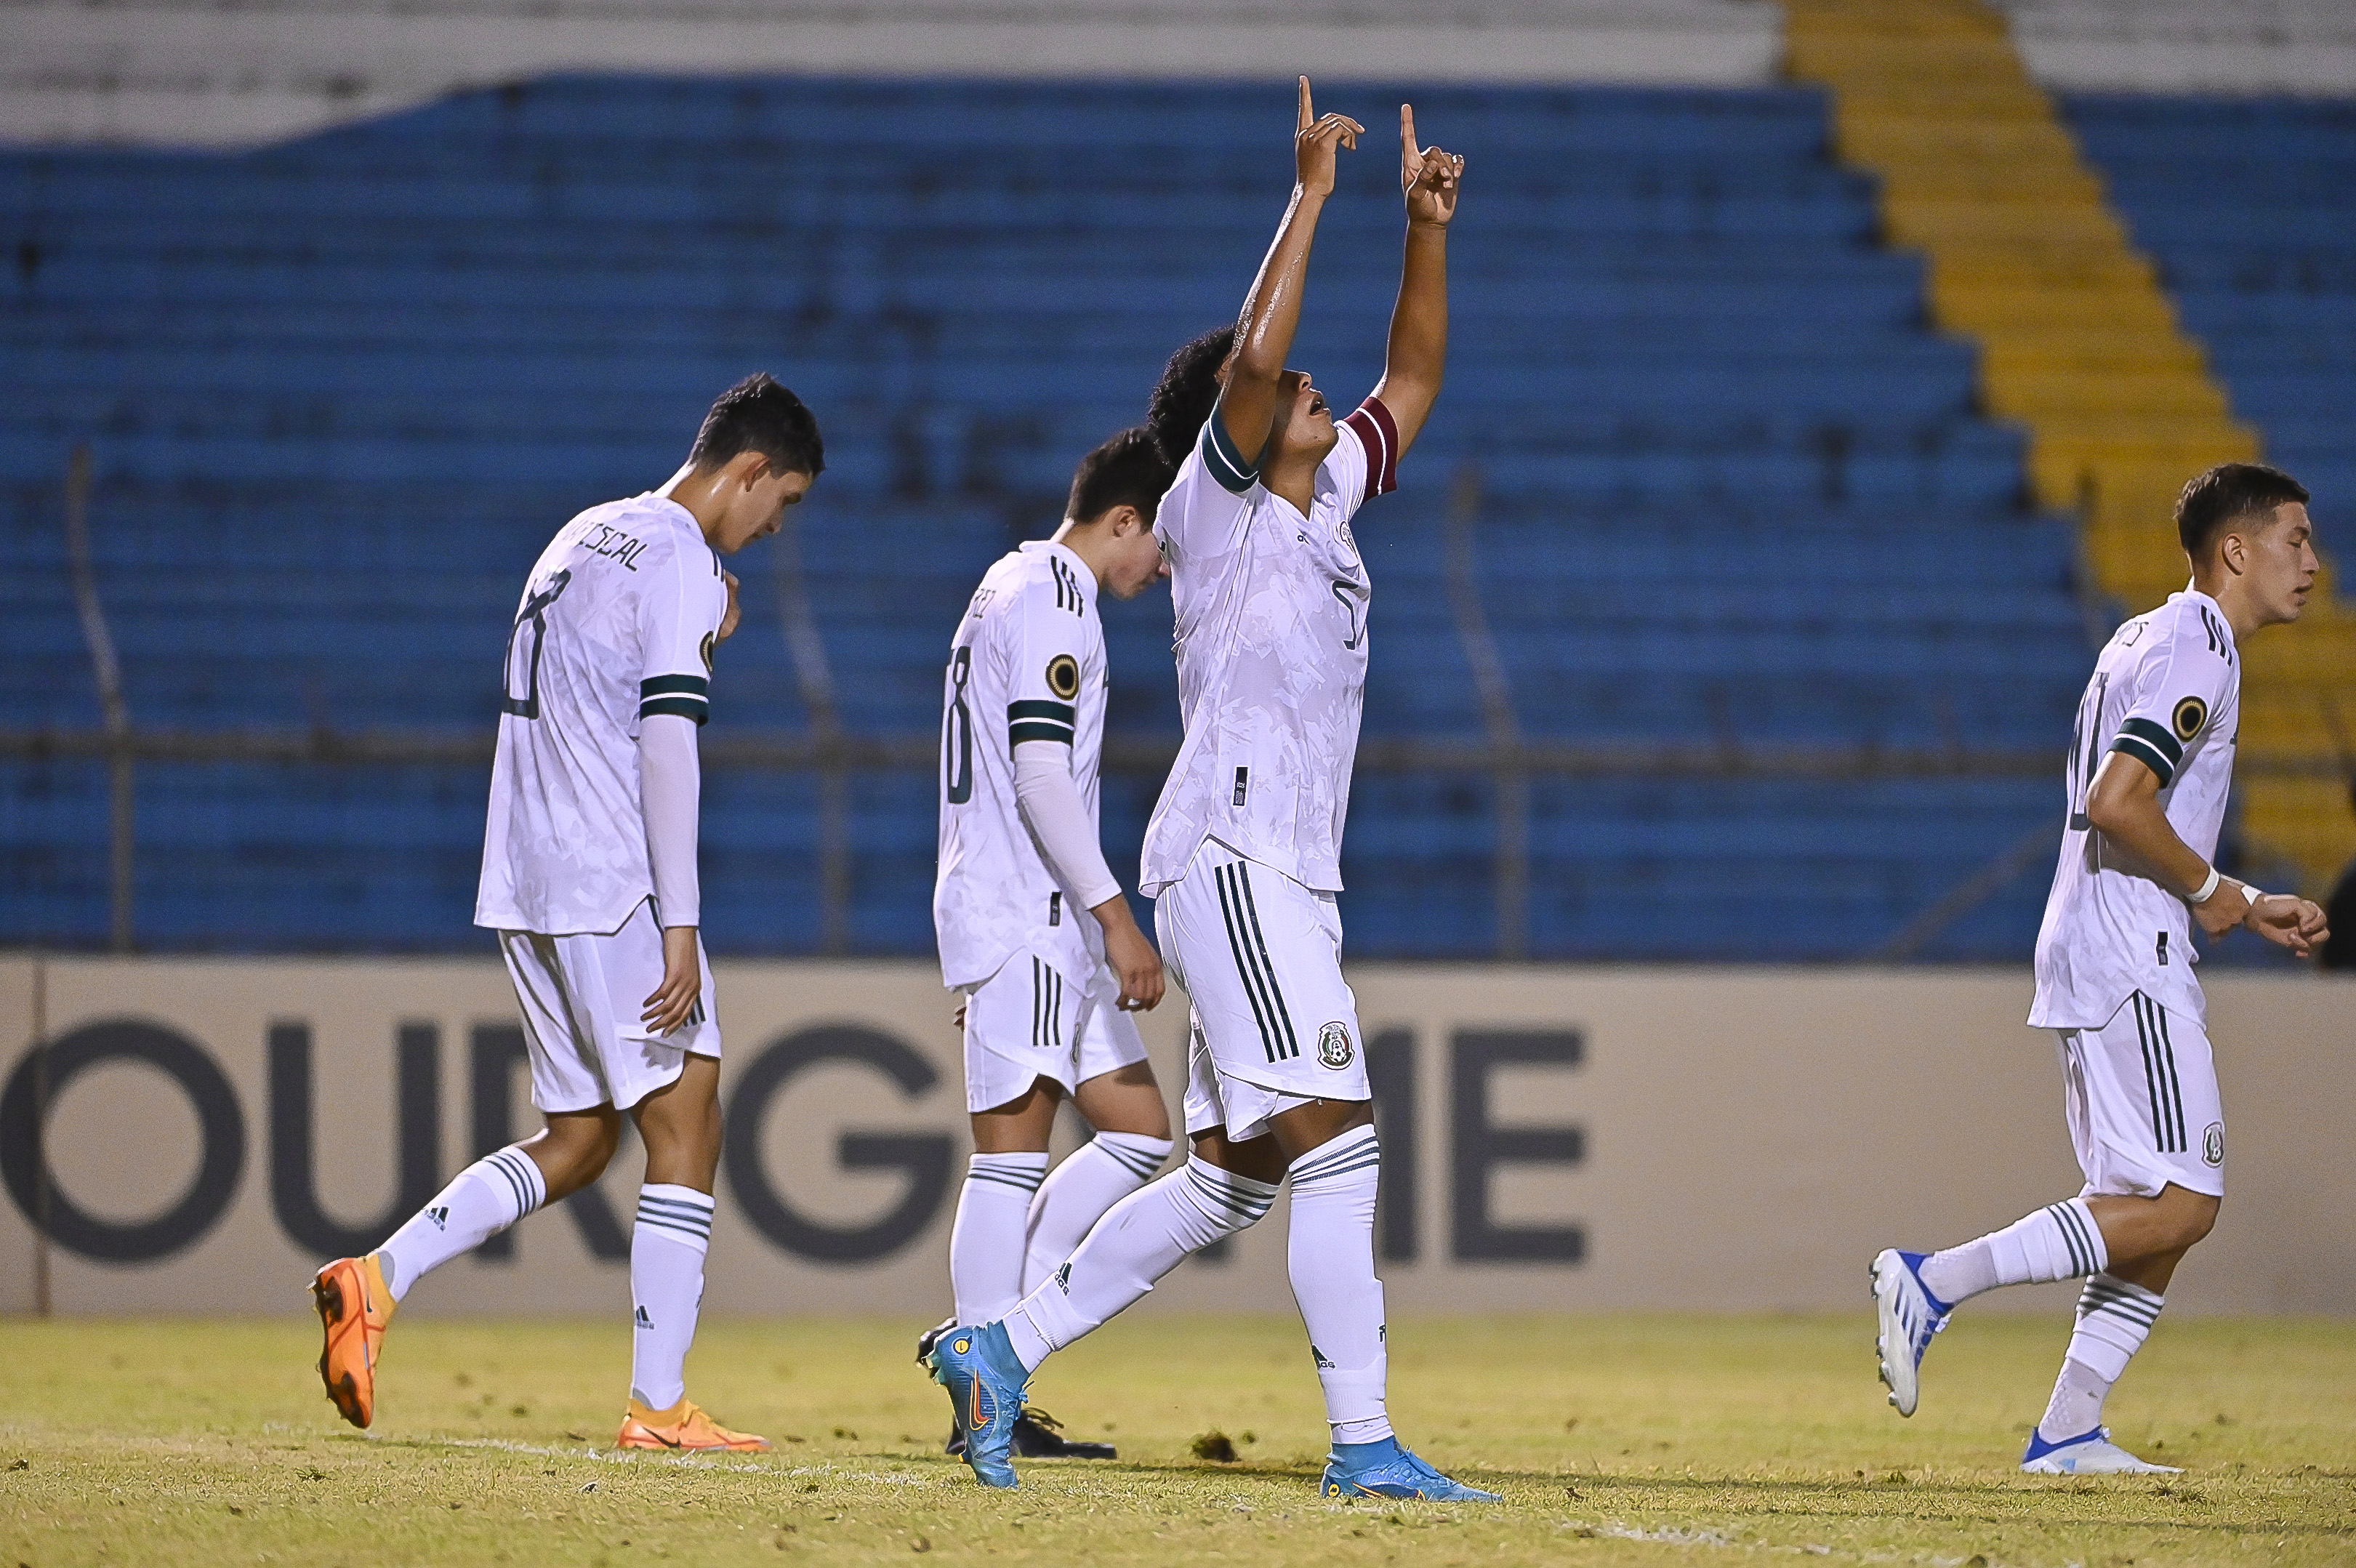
[1269,369,1340,465]
[712,465,813,554]
[1102,515,1171,600]
[2240,502,2319,625]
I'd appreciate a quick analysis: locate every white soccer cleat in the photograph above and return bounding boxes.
[1870,1247,1950,1418]
[2020,1426,2182,1474]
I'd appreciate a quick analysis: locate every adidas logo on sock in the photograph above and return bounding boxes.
[425,1207,449,1230]
[635,1306,654,1330]
[1311,1344,1336,1370]
[1053,1263,1072,1295]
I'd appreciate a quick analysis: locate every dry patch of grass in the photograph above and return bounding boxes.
[1,1313,2351,1566]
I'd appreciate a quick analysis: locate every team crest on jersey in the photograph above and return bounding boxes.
[1045,654,1080,700]
[2172,695,2207,742]
[699,632,715,675]
[2203,1122,2224,1167]
[1317,1021,1354,1070]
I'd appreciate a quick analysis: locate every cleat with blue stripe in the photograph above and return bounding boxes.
[2021,1426,2181,1474]
[1320,1437,1500,1502]
[927,1321,1029,1489]
[1870,1247,1951,1418]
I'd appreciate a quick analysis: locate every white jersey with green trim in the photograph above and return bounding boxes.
[476,494,728,937]
[1139,398,1399,898]
[933,540,1110,989]
[2030,587,2241,1029]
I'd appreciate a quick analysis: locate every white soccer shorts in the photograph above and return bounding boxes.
[497,896,720,1114]
[1156,838,1370,1143]
[2058,989,2224,1200]
[961,947,1150,1114]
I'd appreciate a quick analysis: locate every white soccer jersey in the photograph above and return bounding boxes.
[475,494,728,936]
[1138,398,1400,897]
[933,541,1111,989]
[2030,588,2242,1029]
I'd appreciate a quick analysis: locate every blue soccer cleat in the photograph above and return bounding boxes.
[1870,1247,1951,1418]
[926,1321,1029,1489]
[1321,1437,1500,1502]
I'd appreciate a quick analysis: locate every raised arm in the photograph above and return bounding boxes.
[1218,77,1362,468]
[1370,104,1463,454]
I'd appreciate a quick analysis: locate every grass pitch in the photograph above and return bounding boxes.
[1,1313,2351,1567]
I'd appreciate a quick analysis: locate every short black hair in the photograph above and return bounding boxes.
[2176,461,2307,558]
[1066,427,1173,526]
[688,372,825,477]
[1145,326,1237,467]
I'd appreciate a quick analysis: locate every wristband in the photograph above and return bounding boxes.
[2189,865,2222,904]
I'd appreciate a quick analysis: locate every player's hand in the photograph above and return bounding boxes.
[1295,76,1362,199]
[642,925,701,1034]
[1095,898,1165,1012]
[1399,105,1464,228]
[2244,892,2329,957]
[717,571,741,644]
[2192,880,2253,938]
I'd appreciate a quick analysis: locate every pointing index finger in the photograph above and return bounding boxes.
[1298,75,1313,132]
[1401,102,1418,158]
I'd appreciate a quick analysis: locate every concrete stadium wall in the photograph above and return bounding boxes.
[9,0,2356,150]
[0,0,1782,148]
[2,956,2349,1319]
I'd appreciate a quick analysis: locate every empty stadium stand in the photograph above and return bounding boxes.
[4,76,2118,958]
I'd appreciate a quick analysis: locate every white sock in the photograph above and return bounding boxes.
[2040,1274,2164,1437]
[376,1146,546,1302]
[1284,1125,1392,1446]
[950,1152,1050,1322]
[1003,1156,1278,1372]
[1021,1132,1174,1294]
[630,1184,714,1411]
[1918,1199,2107,1307]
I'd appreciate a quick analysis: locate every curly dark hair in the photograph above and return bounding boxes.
[1145,326,1238,467]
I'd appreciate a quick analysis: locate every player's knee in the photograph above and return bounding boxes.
[2166,1191,2221,1250]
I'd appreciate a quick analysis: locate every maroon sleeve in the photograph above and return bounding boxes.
[1341,396,1399,499]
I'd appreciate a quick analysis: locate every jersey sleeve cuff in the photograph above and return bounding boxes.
[1342,397,1399,497]
[1008,698,1076,747]
[2111,717,2182,786]
[640,673,710,725]
[1200,416,1261,495]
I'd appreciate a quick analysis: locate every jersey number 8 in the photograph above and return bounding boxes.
[943,645,975,805]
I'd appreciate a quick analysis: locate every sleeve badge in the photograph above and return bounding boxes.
[1046,654,1080,700]
[699,632,715,675]
[2172,695,2207,742]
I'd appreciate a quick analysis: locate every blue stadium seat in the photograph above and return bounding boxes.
[3,77,2112,958]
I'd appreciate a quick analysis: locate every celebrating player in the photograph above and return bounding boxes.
[922,427,1179,1462]
[1871,463,2329,1473]
[309,373,824,1452]
[930,80,1492,1501]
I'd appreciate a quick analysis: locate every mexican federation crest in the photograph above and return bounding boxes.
[1317,1021,1354,1070]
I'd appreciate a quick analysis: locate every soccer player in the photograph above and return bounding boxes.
[923,427,1179,1461]
[1872,462,2329,1474]
[930,81,1494,1502]
[309,373,824,1452]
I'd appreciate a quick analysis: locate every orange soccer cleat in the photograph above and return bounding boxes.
[615,1397,772,1452]
[311,1253,397,1429]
